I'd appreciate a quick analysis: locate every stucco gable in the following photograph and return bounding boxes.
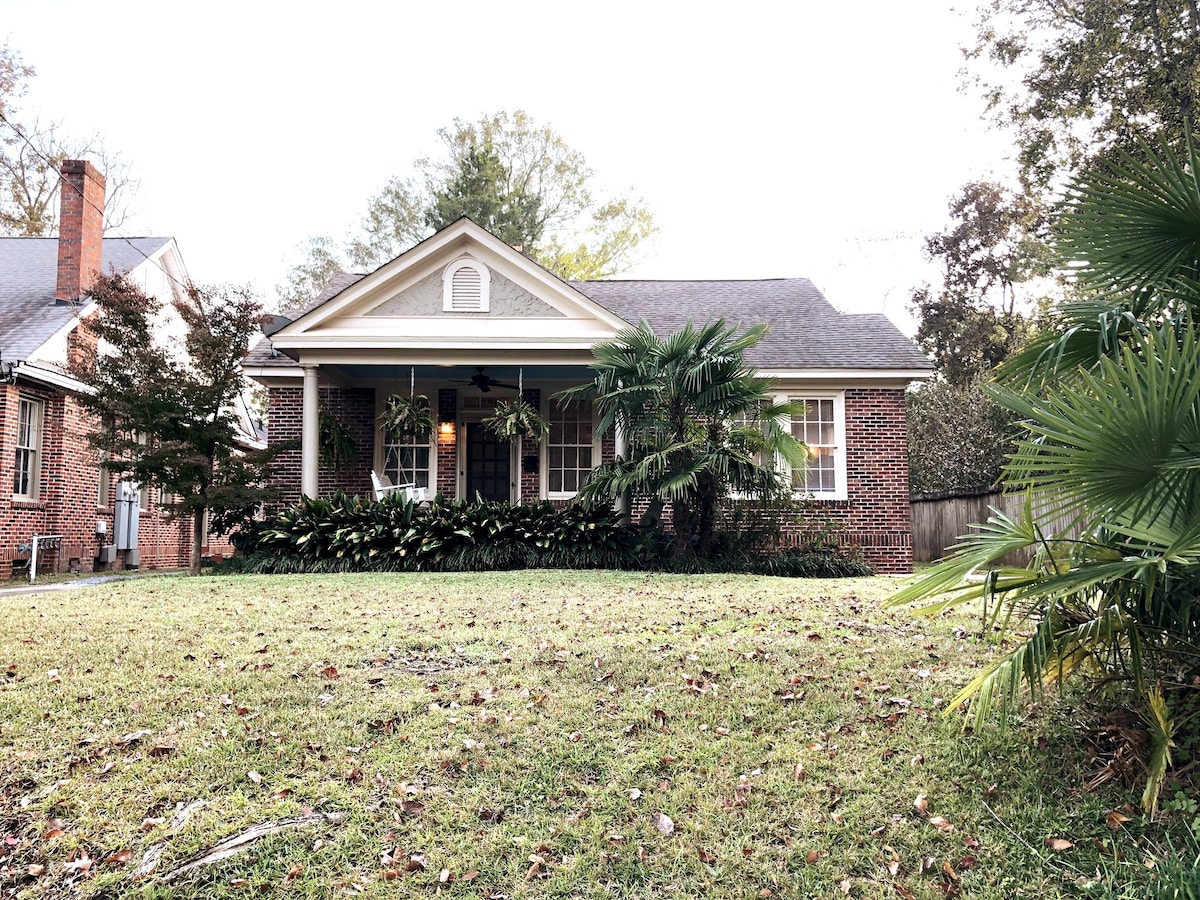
[366,265,565,318]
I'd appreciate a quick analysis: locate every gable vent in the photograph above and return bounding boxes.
[443,258,490,312]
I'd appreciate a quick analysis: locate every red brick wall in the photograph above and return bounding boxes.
[436,389,457,499]
[0,381,240,578]
[263,384,916,573]
[320,388,375,497]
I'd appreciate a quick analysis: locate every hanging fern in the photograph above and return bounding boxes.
[319,412,357,469]
[483,397,550,442]
[380,394,434,441]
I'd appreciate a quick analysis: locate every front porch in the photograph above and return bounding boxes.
[280,363,614,506]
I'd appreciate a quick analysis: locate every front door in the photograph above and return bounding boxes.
[465,422,512,502]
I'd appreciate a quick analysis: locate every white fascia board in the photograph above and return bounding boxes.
[757,368,933,383]
[278,220,629,337]
[17,362,93,394]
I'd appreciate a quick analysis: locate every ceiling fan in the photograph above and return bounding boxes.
[452,367,521,393]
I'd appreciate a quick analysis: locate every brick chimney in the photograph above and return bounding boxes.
[56,159,106,303]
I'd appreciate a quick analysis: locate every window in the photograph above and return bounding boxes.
[442,257,490,312]
[13,397,42,499]
[383,432,432,490]
[788,393,846,499]
[546,399,595,496]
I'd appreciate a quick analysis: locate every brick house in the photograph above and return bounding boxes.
[244,219,932,573]
[0,160,239,577]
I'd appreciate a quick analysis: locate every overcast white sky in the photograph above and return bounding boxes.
[2,0,1012,333]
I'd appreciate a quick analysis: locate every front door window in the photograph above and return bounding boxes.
[465,422,511,502]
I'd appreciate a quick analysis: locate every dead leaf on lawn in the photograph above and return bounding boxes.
[247,771,262,784]
[1045,838,1074,851]
[653,812,675,835]
[399,800,425,817]
[283,863,302,884]
[913,794,929,816]
[1106,810,1131,830]
[929,816,953,833]
[107,849,134,866]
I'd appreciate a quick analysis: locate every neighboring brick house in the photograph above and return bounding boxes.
[244,219,932,573]
[0,160,239,577]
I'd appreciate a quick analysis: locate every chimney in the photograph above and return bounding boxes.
[56,159,106,303]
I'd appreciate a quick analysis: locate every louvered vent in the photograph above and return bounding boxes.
[450,267,483,310]
[442,258,490,312]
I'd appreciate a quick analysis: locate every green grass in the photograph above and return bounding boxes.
[0,571,1194,898]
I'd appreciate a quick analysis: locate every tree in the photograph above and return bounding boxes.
[280,110,656,305]
[889,134,1200,815]
[905,377,1017,494]
[0,43,138,235]
[71,273,284,574]
[910,181,1050,385]
[967,0,1200,193]
[558,319,806,560]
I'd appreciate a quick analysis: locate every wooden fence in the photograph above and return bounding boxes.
[910,489,1074,564]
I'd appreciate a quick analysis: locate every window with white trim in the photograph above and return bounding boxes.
[383,432,433,490]
[13,397,42,499]
[546,399,595,496]
[442,257,490,312]
[788,393,846,499]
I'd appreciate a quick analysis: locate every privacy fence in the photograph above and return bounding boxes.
[910,488,1076,564]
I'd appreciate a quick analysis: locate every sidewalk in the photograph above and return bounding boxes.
[0,570,185,597]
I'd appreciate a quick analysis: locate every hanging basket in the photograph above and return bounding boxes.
[380,394,434,441]
[482,397,549,443]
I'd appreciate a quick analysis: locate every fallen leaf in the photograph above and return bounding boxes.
[629,788,642,800]
[1045,838,1074,851]
[283,863,302,884]
[141,816,166,831]
[323,666,340,679]
[913,794,929,816]
[1105,810,1131,830]
[405,853,426,872]
[400,800,425,817]
[929,816,953,833]
[438,868,451,883]
[27,864,45,876]
[107,848,133,866]
[653,812,675,835]
[247,771,262,784]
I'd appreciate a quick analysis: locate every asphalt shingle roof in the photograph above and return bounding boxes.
[0,237,170,359]
[245,273,931,372]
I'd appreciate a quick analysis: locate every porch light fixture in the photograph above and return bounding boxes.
[0,350,19,385]
[439,421,454,437]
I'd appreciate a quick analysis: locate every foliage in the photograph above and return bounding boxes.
[966,0,1200,193]
[559,319,807,561]
[0,43,138,235]
[70,273,284,574]
[906,377,1018,494]
[889,132,1200,815]
[481,397,549,443]
[242,493,639,573]
[378,393,434,441]
[1,571,1193,898]
[911,182,1051,384]
[279,110,656,305]
[318,411,357,470]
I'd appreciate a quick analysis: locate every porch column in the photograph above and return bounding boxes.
[614,420,630,520]
[301,364,319,498]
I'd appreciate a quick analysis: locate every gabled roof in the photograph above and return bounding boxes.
[573,278,931,371]
[0,236,172,360]
[246,271,932,373]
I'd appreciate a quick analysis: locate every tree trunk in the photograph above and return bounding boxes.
[190,507,205,575]
[670,499,695,559]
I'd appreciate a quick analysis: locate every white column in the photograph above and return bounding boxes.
[613,419,630,521]
[301,364,320,498]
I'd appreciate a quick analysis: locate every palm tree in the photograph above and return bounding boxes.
[558,319,807,560]
[889,134,1200,815]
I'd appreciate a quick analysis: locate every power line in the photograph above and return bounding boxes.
[0,109,191,295]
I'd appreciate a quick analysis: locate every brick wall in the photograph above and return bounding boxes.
[320,388,375,497]
[0,381,244,578]
[263,383,916,574]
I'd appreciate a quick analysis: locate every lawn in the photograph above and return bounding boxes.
[0,571,1192,899]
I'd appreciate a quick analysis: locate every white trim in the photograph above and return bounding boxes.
[782,390,847,502]
[13,395,43,500]
[760,368,932,382]
[15,362,93,394]
[442,257,490,312]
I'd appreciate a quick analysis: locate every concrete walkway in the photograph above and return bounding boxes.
[0,570,185,597]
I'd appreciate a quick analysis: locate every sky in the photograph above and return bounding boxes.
[1,1,1013,334]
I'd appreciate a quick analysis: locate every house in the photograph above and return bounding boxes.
[244,219,932,573]
[0,160,239,577]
